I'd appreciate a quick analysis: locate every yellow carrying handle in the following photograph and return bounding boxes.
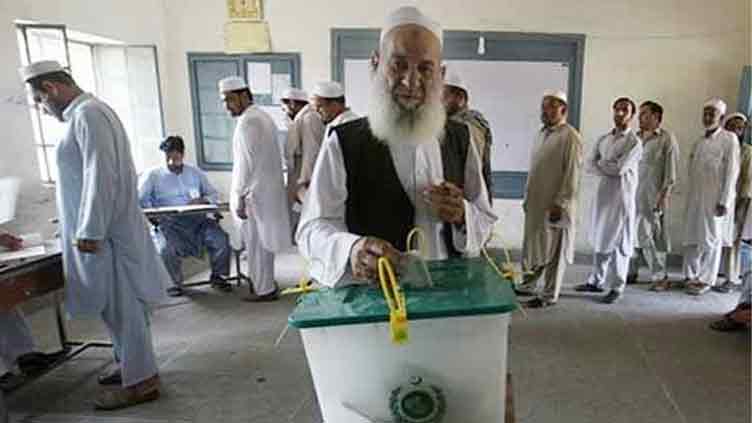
[378,256,409,345]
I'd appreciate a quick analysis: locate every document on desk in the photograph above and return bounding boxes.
[0,233,46,263]
[143,204,219,216]
[0,177,20,225]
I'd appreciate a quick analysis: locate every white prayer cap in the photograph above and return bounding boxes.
[280,88,308,102]
[18,60,66,82]
[444,71,469,95]
[542,89,568,105]
[218,76,248,93]
[725,112,748,124]
[703,97,727,115]
[312,81,345,99]
[380,6,443,47]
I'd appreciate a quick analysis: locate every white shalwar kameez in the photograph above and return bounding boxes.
[230,105,292,296]
[586,128,643,293]
[683,128,740,286]
[296,131,497,288]
[57,93,170,387]
[629,129,679,282]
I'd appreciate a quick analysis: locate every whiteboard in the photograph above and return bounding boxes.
[344,59,372,117]
[343,59,569,173]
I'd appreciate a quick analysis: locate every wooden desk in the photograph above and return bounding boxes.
[0,249,111,394]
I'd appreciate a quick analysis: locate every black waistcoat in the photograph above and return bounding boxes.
[334,117,470,254]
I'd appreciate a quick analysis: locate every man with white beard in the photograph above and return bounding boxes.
[683,98,740,296]
[296,6,496,287]
[715,112,749,293]
[575,97,642,304]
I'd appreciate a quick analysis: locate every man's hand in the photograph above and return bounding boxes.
[548,205,564,223]
[349,237,401,281]
[0,233,23,251]
[423,182,465,225]
[75,239,100,254]
[655,192,669,212]
[296,184,309,204]
[236,196,249,220]
[716,204,728,217]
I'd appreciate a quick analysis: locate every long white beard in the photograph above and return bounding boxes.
[367,71,446,149]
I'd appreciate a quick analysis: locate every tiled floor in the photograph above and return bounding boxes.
[5,252,750,422]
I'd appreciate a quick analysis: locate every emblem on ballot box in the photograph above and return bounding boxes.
[389,376,446,423]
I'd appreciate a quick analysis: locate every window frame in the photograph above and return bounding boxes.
[17,23,71,183]
[187,52,302,171]
[16,22,166,181]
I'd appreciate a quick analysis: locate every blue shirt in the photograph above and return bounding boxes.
[138,164,219,208]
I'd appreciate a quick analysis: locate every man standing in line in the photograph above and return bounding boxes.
[517,90,583,308]
[220,76,291,301]
[683,98,740,296]
[442,71,493,201]
[626,101,679,291]
[575,97,642,304]
[310,81,360,137]
[715,112,750,293]
[283,88,323,226]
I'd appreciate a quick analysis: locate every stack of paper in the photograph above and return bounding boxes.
[0,233,47,263]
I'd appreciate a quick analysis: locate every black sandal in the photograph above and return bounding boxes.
[166,286,184,297]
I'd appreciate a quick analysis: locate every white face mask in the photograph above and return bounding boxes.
[367,66,446,149]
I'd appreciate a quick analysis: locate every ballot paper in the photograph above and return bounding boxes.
[0,177,20,225]
[0,233,47,263]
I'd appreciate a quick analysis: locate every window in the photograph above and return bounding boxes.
[16,23,165,182]
[188,52,301,171]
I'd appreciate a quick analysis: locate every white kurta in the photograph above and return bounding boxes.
[231,105,291,253]
[57,93,167,386]
[587,128,643,255]
[684,128,740,249]
[296,130,497,288]
[57,93,169,317]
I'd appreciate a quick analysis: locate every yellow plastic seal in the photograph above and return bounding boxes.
[378,256,408,345]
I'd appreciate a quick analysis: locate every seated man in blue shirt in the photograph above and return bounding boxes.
[139,136,232,296]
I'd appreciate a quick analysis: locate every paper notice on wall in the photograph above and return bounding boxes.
[0,178,20,225]
[272,74,292,104]
[224,20,271,54]
[247,62,272,95]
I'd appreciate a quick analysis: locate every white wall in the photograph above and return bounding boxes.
[163,0,751,253]
[0,0,168,235]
